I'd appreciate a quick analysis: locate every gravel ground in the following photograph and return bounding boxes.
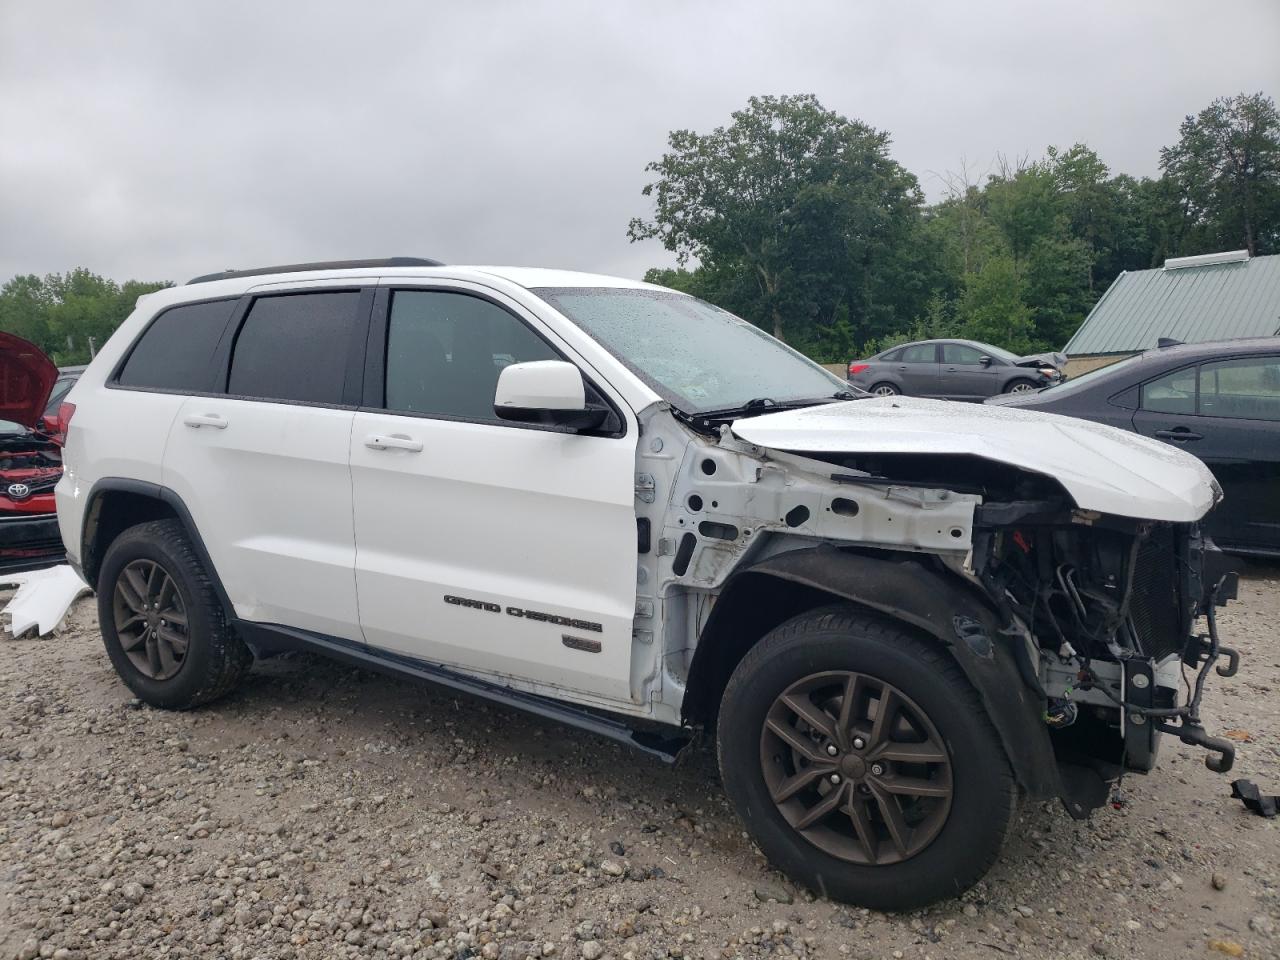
[2,566,1278,960]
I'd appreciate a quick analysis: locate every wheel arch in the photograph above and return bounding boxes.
[81,479,234,619]
[683,545,1062,801]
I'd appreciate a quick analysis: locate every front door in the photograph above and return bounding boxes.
[938,343,1001,399]
[1132,355,1280,553]
[349,285,640,703]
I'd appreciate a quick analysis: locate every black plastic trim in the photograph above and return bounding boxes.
[234,619,688,762]
[187,258,445,285]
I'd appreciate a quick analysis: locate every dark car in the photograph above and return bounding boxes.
[0,335,78,574]
[987,337,1280,558]
[847,339,1066,400]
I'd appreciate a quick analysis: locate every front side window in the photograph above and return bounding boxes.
[117,299,238,392]
[533,288,846,414]
[941,343,985,365]
[1141,366,1197,415]
[1198,356,1280,421]
[899,344,936,364]
[385,290,559,420]
[227,291,361,404]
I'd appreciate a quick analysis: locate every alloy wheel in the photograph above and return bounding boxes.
[872,385,898,397]
[1007,382,1037,394]
[112,558,190,680]
[759,670,952,865]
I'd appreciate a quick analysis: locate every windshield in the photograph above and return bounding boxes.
[532,287,849,414]
[1040,354,1142,395]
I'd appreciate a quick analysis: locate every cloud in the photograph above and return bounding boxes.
[2,0,1276,284]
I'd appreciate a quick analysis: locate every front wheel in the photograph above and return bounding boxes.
[1004,378,1038,394]
[717,607,1014,909]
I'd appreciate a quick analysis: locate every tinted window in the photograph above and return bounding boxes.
[227,292,361,404]
[900,344,936,364]
[941,343,985,364]
[117,299,237,392]
[880,348,902,362]
[1199,356,1280,421]
[385,290,559,420]
[1141,366,1197,415]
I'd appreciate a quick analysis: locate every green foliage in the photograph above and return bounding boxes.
[634,91,1280,360]
[0,270,171,364]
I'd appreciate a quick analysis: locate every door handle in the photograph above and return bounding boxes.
[896,365,907,371]
[183,413,228,429]
[364,433,423,452]
[1155,428,1203,442]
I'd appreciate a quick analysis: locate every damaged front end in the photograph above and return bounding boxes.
[973,500,1240,812]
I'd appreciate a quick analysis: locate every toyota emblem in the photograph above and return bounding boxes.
[7,483,31,500]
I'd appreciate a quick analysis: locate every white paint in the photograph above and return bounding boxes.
[1,565,91,636]
[731,396,1221,522]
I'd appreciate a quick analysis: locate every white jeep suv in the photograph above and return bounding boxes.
[55,258,1240,909]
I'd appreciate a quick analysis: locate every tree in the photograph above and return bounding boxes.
[0,270,170,363]
[1159,92,1280,256]
[628,94,926,347]
[956,256,1036,354]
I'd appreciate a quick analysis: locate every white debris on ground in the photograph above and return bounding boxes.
[0,565,1278,960]
[0,564,90,637]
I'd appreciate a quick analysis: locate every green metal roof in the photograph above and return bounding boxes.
[1064,251,1280,356]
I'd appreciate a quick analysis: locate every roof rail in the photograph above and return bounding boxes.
[186,257,445,285]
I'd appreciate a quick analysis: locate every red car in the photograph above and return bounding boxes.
[0,332,76,574]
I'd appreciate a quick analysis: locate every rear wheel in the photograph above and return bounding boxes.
[98,519,251,709]
[1004,378,1038,394]
[717,606,1014,909]
[869,382,900,397]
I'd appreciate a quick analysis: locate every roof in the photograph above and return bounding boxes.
[143,265,658,312]
[1064,251,1280,356]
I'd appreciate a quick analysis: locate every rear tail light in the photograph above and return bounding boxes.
[52,402,76,446]
[848,363,870,376]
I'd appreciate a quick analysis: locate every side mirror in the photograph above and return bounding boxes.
[979,355,993,366]
[494,360,609,432]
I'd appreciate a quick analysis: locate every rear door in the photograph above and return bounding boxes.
[1132,355,1280,553]
[161,285,372,640]
[939,343,1000,399]
[895,343,942,396]
[349,283,640,703]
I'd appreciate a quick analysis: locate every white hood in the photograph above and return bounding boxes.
[731,397,1221,523]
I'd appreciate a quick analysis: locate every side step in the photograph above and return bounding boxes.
[234,620,691,763]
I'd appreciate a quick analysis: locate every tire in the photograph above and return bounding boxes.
[97,519,252,709]
[1004,378,1038,394]
[717,605,1014,909]
[869,382,900,397]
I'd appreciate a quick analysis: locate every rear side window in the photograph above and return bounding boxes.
[1141,366,1197,415]
[228,292,361,404]
[880,348,902,362]
[116,299,238,392]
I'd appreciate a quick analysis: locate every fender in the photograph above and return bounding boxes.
[695,545,1069,807]
[79,478,236,620]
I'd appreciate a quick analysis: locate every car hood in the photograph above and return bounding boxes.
[0,333,56,429]
[1015,350,1067,370]
[731,397,1220,523]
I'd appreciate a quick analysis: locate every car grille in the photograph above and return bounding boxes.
[1128,526,1184,661]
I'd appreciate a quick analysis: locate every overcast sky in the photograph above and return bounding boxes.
[2,1,1276,286]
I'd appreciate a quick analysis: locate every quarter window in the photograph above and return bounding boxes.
[227,292,362,405]
[384,290,559,420]
[117,299,238,392]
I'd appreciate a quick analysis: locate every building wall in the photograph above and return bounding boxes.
[1065,354,1133,378]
